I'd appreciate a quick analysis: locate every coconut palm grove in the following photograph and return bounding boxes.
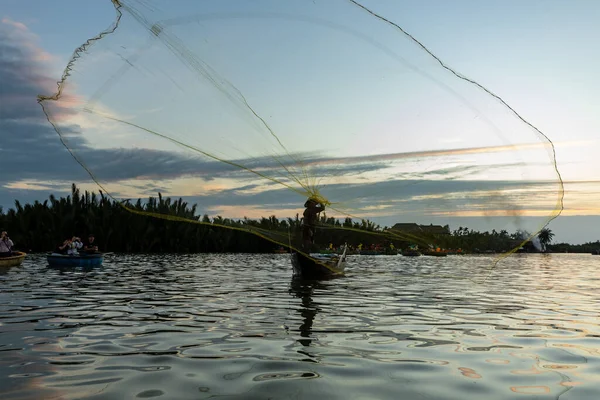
[0,184,596,254]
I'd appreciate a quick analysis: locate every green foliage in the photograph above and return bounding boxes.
[537,228,555,251]
[0,184,270,253]
[547,240,600,254]
[0,184,572,254]
[441,227,528,253]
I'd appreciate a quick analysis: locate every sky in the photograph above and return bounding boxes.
[1,0,599,244]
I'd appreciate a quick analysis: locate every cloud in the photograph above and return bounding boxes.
[0,16,566,229]
[0,23,56,120]
[173,178,561,216]
[0,19,87,186]
[0,17,396,190]
[0,19,240,189]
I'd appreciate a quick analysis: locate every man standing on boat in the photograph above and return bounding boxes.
[0,231,14,257]
[302,198,325,251]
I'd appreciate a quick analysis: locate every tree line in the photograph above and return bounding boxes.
[546,241,600,254]
[0,184,573,254]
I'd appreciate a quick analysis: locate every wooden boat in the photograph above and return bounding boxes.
[291,245,347,279]
[359,250,382,256]
[422,250,447,257]
[0,251,26,267]
[360,249,398,256]
[47,252,104,267]
[402,249,422,257]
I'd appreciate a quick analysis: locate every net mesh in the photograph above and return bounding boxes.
[38,0,563,271]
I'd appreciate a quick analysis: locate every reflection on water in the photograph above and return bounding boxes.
[289,277,322,348]
[1,253,599,399]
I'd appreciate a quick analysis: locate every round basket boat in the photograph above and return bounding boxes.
[47,252,104,267]
[0,251,26,267]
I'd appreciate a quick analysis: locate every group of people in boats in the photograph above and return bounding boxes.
[53,234,99,256]
[0,231,15,258]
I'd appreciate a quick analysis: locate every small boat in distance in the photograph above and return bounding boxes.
[47,252,104,267]
[402,244,422,257]
[422,250,447,257]
[0,251,26,267]
[291,245,347,279]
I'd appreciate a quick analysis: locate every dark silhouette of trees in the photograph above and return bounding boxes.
[546,240,600,254]
[0,184,272,253]
[537,228,555,252]
[0,184,585,254]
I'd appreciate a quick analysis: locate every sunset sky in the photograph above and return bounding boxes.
[1,0,599,244]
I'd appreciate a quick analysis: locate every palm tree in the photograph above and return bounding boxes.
[6,183,530,253]
[537,228,555,252]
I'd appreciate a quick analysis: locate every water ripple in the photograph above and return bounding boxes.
[1,253,599,399]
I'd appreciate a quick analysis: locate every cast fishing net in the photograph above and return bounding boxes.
[38,0,563,268]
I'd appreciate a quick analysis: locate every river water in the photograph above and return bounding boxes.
[1,253,598,399]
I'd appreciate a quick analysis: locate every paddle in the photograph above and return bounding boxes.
[336,243,348,269]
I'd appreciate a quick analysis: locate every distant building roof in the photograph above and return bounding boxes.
[391,223,421,232]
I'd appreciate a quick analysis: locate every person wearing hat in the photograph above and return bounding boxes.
[301,198,325,250]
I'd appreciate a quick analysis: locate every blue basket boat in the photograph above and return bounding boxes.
[47,252,104,267]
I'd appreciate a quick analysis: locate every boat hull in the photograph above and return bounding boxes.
[360,250,398,256]
[422,251,447,257]
[0,251,26,267]
[47,253,104,267]
[402,250,422,257]
[291,252,346,279]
